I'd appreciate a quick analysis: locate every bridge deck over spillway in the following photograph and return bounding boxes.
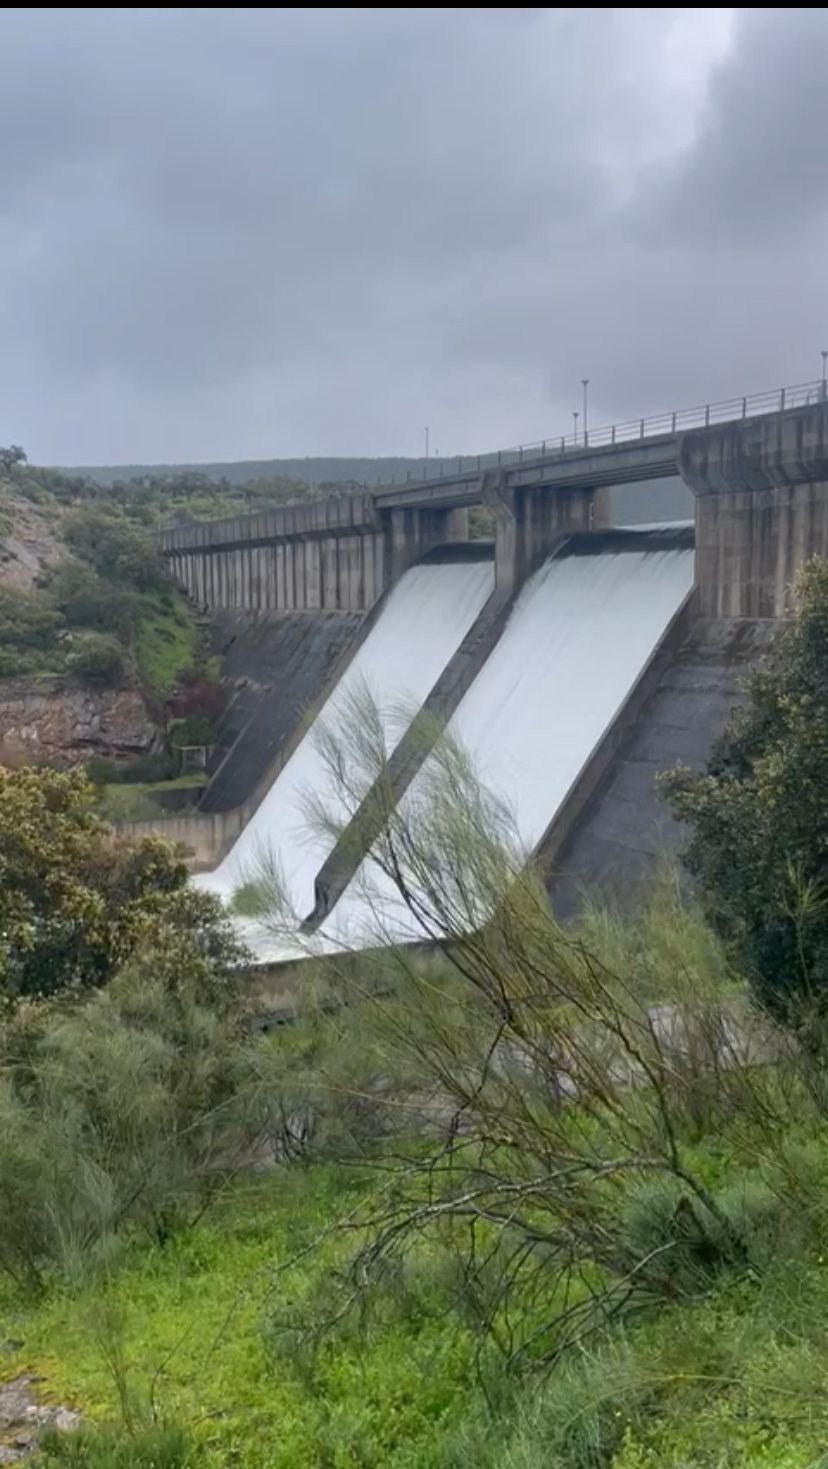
[371,379,826,512]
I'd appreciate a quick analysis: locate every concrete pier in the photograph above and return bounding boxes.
[681,400,828,618]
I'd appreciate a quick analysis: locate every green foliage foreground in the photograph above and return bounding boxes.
[2,877,828,1468]
[6,1146,828,1469]
[663,557,828,1040]
[7,559,828,1465]
[0,765,241,1005]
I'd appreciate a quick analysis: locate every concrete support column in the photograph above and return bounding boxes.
[482,470,609,594]
[383,505,470,586]
[680,403,828,618]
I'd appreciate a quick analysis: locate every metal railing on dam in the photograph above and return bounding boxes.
[373,377,828,501]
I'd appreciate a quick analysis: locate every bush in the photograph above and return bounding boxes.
[0,584,63,654]
[168,672,226,723]
[35,1423,202,1467]
[50,561,138,640]
[62,509,166,593]
[0,928,254,1286]
[0,765,243,1004]
[169,714,217,748]
[67,633,128,687]
[661,558,828,1036]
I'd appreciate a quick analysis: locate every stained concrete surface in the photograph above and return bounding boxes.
[202,609,363,813]
[549,618,781,916]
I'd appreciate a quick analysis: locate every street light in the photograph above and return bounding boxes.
[572,410,579,446]
[582,379,590,446]
[425,426,430,460]
[821,353,827,402]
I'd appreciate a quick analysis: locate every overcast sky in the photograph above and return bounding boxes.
[1,7,825,466]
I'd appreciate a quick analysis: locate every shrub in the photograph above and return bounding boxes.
[50,561,138,640]
[0,584,63,653]
[0,929,254,1285]
[67,633,128,687]
[661,558,828,1037]
[0,765,243,1004]
[34,1423,202,1467]
[168,672,226,723]
[62,509,166,593]
[169,713,217,748]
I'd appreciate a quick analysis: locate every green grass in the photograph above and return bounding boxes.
[0,1168,483,1469]
[93,773,207,823]
[132,592,197,699]
[5,1155,828,1469]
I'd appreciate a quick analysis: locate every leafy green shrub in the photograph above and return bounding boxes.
[93,786,167,823]
[67,633,128,687]
[661,558,828,1036]
[34,1423,202,1467]
[0,584,63,655]
[0,765,241,1004]
[169,713,217,748]
[616,1177,783,1297]
[62,509,165,593]
[50,561,138,640]
[0,922,253,1286]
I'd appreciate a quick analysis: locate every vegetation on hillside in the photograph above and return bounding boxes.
[0,445,322,698]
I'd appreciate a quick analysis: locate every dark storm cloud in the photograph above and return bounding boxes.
[0,8,824,465]
[642,8,828,247]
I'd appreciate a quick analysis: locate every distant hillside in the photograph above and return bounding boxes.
[61,458,437,490]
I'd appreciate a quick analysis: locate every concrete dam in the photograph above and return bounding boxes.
[152,388,828,964]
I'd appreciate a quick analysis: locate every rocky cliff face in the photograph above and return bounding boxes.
[0,677,155,765]
[0,488,64,591]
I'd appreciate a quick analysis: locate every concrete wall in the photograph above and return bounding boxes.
[547,617,780,915]
[161,494,468,613]
[201,609,364,812]
[682,401,828,617]
[119,809,247,871]
[483,471,609,593]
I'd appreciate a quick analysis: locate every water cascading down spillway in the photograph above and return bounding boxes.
[318,530,695,951]
[195,551,495,931]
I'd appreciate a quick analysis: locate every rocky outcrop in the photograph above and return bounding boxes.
[0,1372,81,1462]
[0,676,155,765]
[0,489,64,592]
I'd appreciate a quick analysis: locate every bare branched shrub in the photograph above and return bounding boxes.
[244,687,815,1369]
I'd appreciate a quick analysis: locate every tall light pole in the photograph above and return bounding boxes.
[572,410,579,446]
[425,426,430,460]
[581,379,590,446]
[821,353,827,402]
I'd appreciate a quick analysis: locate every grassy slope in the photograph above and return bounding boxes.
[132,592,198,700]
[0,469,200,704]
[0,1169,478,1469]
[5,1158,828,1469]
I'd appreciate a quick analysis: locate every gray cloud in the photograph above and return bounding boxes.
[0,7,824,466]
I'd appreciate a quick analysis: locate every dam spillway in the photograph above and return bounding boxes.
[195,551,494,921]
[320,531,695,950]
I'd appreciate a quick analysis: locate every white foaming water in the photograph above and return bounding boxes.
[195,557,494,923]
[321,545,695,950]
